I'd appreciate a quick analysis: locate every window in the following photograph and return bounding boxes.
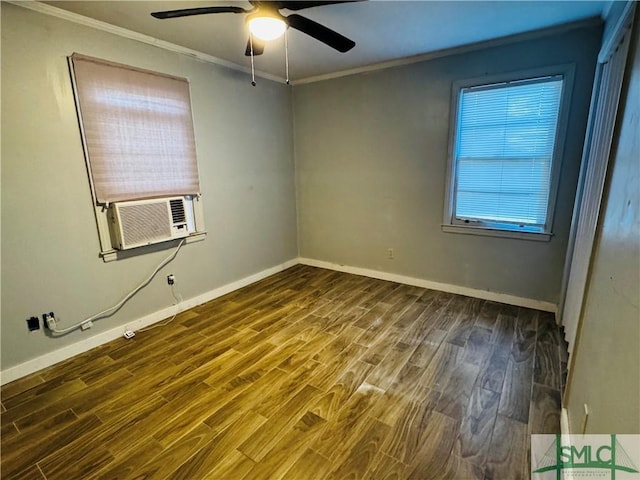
[69,54,205,259]
[444,66,573,240]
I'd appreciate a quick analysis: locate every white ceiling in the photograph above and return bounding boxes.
[44,1,607,82]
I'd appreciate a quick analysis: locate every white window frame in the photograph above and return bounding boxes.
[442,64,575,241]
[68,55,207,261]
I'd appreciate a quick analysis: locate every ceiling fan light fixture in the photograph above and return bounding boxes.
[247,14,287,41]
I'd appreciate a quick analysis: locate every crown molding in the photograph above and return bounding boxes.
[6,0,287,84]
[292,16,603,86]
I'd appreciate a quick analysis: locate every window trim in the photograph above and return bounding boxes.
[443,64,576,241]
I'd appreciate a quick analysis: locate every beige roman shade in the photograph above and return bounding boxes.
[70,53,200,204]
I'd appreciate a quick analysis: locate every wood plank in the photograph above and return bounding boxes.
[202,368,289,432]
[383,387,441,464]
[354,306,398,347]
[2,377,87,421]
[490,313,516,350]
[202,449,255,480]
[39,443,114,480]
[126,423,217,480]
[366,341,416,391]
[326,417,391,480]
[446,297,483,347]
[94,361,194,422]
[405,411,460,479]
[168,410,267,480]
[421,342,463,392]
[312,382,385,463]
[2,410,78,459]
[498,321,535,423]
[237,384,323,462]
[252,361,324,417]
[484,415,528,480]
[393,301,430,331]
[428,293,460,331]
[439,454,484,479]
[406,328,446,368]
[243,412,328,480]
[415,288,439,306]
[530,383,561,434]
[277,331,335,373]
[39,396,169,478]
[281,448,333,480]
[362,453,408,480]
[498,354,534,423]
[385,362,426,399]
[91,436,164,479]
[310,360,373,422]
[476,343,510,393]
[0,375,45,401]
[1,414,103,479]
[313,325,364,365]
[324,306,367,336]
[455,387,500,468]
[534,339,561,389]
[39,352,115,384]
[463,326,493,365]
[150,385,221,447]
[0,422,20,442]
[538,312,562,345]
[4,465,45,480]
[435,361,480,421]
[11,368,133,432]
[474,301,501,331]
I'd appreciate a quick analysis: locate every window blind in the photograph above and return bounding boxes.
[70,54,200,204]
[454,77,563,228]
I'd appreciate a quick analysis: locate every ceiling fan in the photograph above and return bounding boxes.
[150,1,357,57]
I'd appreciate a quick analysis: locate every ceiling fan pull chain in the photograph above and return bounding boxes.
[249,33,257,86]
[285,29,290,85]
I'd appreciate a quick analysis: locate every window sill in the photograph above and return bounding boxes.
[100,231,207,262]
[441,224,552,242]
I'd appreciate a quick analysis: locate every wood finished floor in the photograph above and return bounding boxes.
[1,265,567,480]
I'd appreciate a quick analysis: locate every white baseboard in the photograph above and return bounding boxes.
[0,258,298,386]
[561,407,571,436]
[299,257,557,313]
[1,255,557,385]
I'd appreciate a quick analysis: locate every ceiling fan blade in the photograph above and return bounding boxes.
[151,6,248,19]
[245,38,265,56]
[275,1,359,11]
[286,14,355,52]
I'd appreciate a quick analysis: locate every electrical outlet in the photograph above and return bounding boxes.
[167,274,175,285]
[26,316,40,331]
[387,248,394,260]
[42,312,55,330]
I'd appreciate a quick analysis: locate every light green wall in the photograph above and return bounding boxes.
[293,25,601,304]
[566,14,640,434]
[1,3,297,370]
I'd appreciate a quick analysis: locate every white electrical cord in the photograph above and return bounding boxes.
[138,284,182,332]
[46,239,185,335]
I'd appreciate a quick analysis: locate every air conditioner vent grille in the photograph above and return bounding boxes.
[170,198,186,224]
[118,202,172,247]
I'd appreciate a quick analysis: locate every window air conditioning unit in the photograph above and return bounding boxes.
[108,197,189,250]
